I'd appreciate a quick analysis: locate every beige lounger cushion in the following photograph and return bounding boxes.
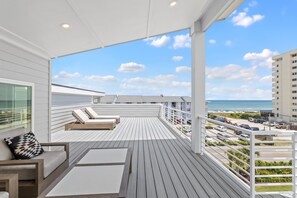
[0,151,67,180]
[85,119,116,124]
[73,109,116,124]
[85,107,120,123]
[72,109,90,124]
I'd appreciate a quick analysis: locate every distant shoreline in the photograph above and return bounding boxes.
[206,100,272,112]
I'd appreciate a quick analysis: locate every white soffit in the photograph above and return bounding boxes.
[0,0,243,58]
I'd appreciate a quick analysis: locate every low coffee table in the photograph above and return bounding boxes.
[45,148,132,198]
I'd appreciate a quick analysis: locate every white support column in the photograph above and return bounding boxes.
[191,20,206,154]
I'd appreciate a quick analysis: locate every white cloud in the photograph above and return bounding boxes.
[207,84,271,100]
[249,0,258,7]
[53,71,80,79]
[118,62,146,73]
[231,9,264,27]
[206,64,258,81]
[172,56,183,61]
[209,39,216,44]
[243,49,278,68]
[225,40,232,46]
[173,34,191,49]
[145,35,170,47]
[259,75,272,83]
[121,74,191,95]
[85,75,117,81]
[176,66,191,73]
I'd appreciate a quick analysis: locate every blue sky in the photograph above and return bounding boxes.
[52,0,297,100]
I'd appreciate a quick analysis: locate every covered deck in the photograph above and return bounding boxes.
[51,117,284,198]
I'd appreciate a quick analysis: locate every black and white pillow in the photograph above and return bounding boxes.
[4,132,44,159]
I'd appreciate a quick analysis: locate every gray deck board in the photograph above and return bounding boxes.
[51,117,289,198]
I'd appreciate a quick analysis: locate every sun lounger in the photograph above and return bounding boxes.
[85,107,121,123]
[65,109,116,130]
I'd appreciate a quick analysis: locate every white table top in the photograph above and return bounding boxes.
[47,165,124,197]
[77,148,128,165]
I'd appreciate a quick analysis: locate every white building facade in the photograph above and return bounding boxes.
[272,49,297,122]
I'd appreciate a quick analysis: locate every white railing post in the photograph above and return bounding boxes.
[199,116,205,155]
[250,133,255,198]
[293,132,297,198]
[160,105,164,119]
[167,106,170,121]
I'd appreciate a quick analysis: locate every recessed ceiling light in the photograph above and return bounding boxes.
[61,23,71,29]
[170,1,177,7]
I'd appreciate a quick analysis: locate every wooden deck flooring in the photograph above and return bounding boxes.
[52,117,288,198]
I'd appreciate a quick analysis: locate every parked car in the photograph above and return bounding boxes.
[250,127,259,131]
[239,134,250,141]
[248,117,254,122]
[215,125,227,132]
[215,117,227,123]
[239,124,251,130]
[205,135,215,143]
[254,119,265,124]
[187,120,192,125]
[217,132,230,142]
[263,121,270,126]
[275,123,287,129]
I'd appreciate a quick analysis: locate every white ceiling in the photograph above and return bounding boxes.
[0,0,243,58]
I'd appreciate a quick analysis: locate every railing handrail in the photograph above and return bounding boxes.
[162,107,296,198]
[199,115,296,135]
[163,105,192,116]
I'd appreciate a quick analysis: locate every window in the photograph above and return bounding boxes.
[0,80,33,133]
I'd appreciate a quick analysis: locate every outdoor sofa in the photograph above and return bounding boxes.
[0,128,69,198]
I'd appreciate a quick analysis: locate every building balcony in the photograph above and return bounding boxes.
[48,104,293,198]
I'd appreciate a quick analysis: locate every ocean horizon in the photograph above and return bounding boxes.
[207,100,272,112]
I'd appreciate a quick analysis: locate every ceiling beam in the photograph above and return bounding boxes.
[66,0,105,48]
[200,0,244,32]
[145,0,152,38]
[0,26,50,60]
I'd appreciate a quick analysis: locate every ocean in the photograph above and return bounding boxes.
[207,100,272,112]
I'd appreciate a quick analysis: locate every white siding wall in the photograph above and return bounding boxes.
[92,104,162,117]
[52,93,93,106]
[51,104,162,133]
[51,104,87,133]
[0,40,50,142]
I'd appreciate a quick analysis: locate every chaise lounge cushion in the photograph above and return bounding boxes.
[72,109,90,124]
[4,132,44,159]
[0,151,67,180]
[85,119,116,124]
[0,128,27,160]
[85,107,120,123]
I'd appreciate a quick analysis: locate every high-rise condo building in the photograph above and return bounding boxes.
[272,49,297,122]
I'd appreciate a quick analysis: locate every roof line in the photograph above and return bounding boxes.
[52,83,105,94]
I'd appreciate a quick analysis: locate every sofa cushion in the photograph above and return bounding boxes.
[4,132,44,159]
[0,127,26,160]
[0,151,67,180]
[33,151,67,178]
[0,192,9,198]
